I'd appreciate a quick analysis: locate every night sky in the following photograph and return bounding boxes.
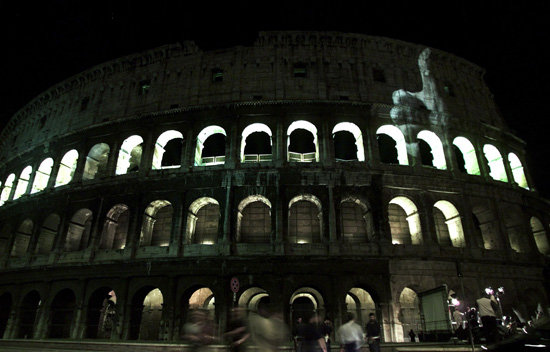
[2,1,549,197]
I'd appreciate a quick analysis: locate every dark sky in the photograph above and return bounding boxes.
[2,1,549,197]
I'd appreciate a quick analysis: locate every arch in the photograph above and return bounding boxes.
[116,135,143,175]
[434,200,465,247]
[186,197,220,244]
[417,130,446,169]
[14,165,33,199]
[238,287,269,311]
[18,290,41,338]
[11,219,33,257]
[55,149,79,187]
[152,130,184,169]
[100,204,130,249]
[388,197,422,245]
[501,203,529,253]
[237,195,272,243]
[195,125,226,166]
[31,158,54,193]
[140,200,173,247]
[48,288,76,338]
[179,286,216,340]
[0,173,16,205]
[290,287,325,323]
[0,292,12,339]
[398,287,421,342]
[36,214,60,254]
[508,153,529,189]
[241,123,273,162]
[340,197,371,243]
[453,137,480,175]
[83,143,110,180]
[129,287,163,340]
[86,287,116,339]
[287,120,319,162]
[483,144,508,182]
[332,122,365,161]
[345,287,376,327]
[376,125,408,165]
[64,208,93,252]
[531,217,549,255]
[288,194,323,244]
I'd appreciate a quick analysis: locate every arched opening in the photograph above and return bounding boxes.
[180,287,216,341]
[376,125,408,165]
[116,135,143,175]
[288,194,323,244]
[152,130,184,170]
[64,208,93,252]
[32,158,54,193]
[287,120,319,162]
[345,287,376,327]
[340,198,371,243]
[129,287,163,340]
[83,143,110,180]
[236,195,272,243]
[55,149,79,187]
[18,290,41,339]
[0,174,16,205]
[501,204,529,253]
[100,204,130,249]
[434,200,465,248]
[471,205,499,250]
[140,200,173,247]
[238,287,269,311]
[195,126,226,166]
[290,288,324,326]
[333,122,365,162]
[531,217,549,255]
[86,287,116,339]
[14,166,32,199]
[417,130,446,169]
[508,153,529,189]
[0,292,12,339]
[48,288,76,338]
[186,198,220,245]
[398,288,421,342]
[388,197,422,245]
[0,225,11,255]
[36,214,60,254]
[453,137,480,175]
[241,123,273,163]
[11,219,33,257]
[483,144,508,182]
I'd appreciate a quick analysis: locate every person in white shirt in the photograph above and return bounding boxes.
[337,313,363,352]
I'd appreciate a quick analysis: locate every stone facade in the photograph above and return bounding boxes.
[0,31,548,344]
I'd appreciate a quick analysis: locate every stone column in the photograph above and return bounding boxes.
[33,283,52,339]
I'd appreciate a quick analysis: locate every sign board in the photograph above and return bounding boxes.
[230,277,240,293]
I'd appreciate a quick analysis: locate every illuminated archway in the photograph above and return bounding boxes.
[36,214,60,254]
[376,125,408,165]
[0,173,16,205]
[287,120,319,162]
[346,287,376,327]
[129,287,163,340]
[388,197,422,245]
[100,204,130,249]
[453,137,480,175]
[508,153,529,189]
[398,287,421,342]
[332,122,365,161]
[18,290,41,338]
[86,287,116,339]
[140,200,173,247]
[31,158,53,193]
[241,123,273,162]
[83,143,110,180]
[14,166,32,199]
[152,130,184,169]
[531,217,549,255]
[471,205,499,250]
[483,144,508,182]
[290,287,325,323]
[238,287,269,311]
[434,200,465,247]
[116,135,143,175]
[288,194,323,243]
[340,197,372,243]
[186,197,220,244]
[11,219,33,257]
[417,130,446,169]
[55,149,79,187]
[237,195,272,243]
[64,208,93,252]
[195,126,226,166]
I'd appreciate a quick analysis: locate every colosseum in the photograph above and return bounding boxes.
[0,31,548,348]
